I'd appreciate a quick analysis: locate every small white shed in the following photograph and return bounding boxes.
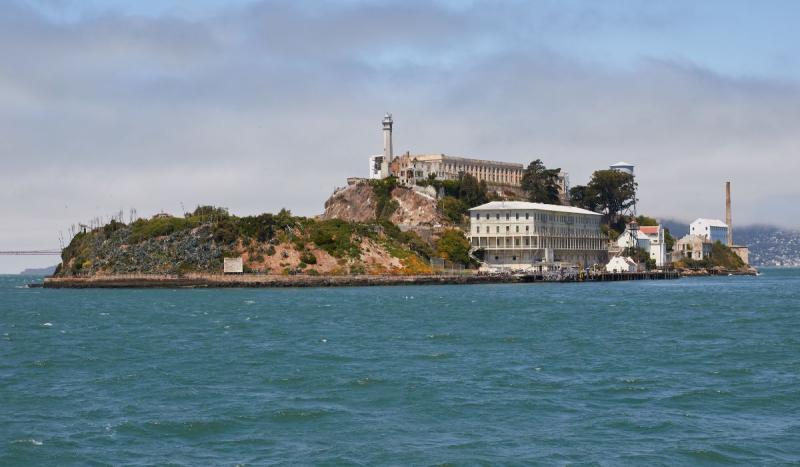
[605,256,637,273]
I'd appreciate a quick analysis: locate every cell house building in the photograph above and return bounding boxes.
[468,201,607,271]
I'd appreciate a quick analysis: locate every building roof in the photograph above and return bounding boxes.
[638,225,660,235]
[610,161,634,167]
[409,154,524,168]
[677,234,713,244]
[609,256,637,266]
[691,218,728,228]
[469,201,601,216]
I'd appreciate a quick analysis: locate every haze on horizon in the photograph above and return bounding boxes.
[2,0,799,273]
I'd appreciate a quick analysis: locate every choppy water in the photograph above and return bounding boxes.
[1,270,799,465]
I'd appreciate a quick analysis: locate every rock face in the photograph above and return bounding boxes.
[321,182,377,223]
[321,181,444,228]
[56,214,434,277]
[389,185,441,228]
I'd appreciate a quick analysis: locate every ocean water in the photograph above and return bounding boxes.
[1,271,799,465]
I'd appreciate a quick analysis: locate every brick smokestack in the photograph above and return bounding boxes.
[726,181,733,245]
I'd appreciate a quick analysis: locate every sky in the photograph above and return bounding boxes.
[2,0,799,273]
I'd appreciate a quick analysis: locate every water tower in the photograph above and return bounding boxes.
[610,161,634,175]
[610,161,638,257]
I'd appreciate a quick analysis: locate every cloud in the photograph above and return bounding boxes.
[1,0,798,271]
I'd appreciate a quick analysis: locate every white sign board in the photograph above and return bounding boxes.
[223,257,244,274]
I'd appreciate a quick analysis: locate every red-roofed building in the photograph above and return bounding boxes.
[617,224,667,267]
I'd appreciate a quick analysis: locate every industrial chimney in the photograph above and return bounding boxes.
[725,181,733,246]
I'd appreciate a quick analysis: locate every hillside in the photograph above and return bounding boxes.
[19,265,57,276]
[55,207,436,277]
[733,225,800,267]
[660,219,800,267]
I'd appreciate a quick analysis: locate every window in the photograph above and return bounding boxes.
[515,226,519,233]
[496,213,500,220]
[476,226,480,234]
[515,213,519,220]
[506,226,510,232]
[496,226,500,233]
[526,225,529,232]
[512,256,517,260]
[525,213,529,220]
[506,213,509,220]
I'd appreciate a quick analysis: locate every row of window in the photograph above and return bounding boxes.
[477,225,530,234]
[474,226,602,236]
[471,236,606,249]
[438,163,521,175]
[474,212,597,225]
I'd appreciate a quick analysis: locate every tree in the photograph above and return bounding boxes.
[521,159,561,204]
[436,229,474,266]
[585,169,637,226]
[569,185,598,212]
[635,215,659,226]
[458,173,489,207]
[438,196,469,224]
[664,228,676,252]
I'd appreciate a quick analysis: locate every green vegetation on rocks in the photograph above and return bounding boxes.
[678,241,746,270]
[435,229,475,267]
[419,173,488,224]
[56,205,438,277]
[369,177,400,220]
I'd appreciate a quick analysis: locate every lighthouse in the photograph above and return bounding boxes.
[380,113,393,178]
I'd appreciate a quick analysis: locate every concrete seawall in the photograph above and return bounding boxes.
[42,271,681,288]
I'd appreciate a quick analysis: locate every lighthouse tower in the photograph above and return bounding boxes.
[380,113,393,178]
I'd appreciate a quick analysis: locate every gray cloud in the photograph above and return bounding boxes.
[1,0,798,272]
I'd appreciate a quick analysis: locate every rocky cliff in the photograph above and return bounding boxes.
[55,208,434,277]
[321,180,446,228]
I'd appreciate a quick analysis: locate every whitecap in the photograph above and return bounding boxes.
[13,439,42,446]
[42,322,53,327]
[244,300,255,305]
[321,338,327,343]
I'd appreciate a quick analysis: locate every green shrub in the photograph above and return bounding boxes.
[438,196,468,224]
[436,229,474,266]
[102,219,124,237]
[369,177,399,220]
[238,213,277,242]
[300,250,317,265]
[309,219,360,258]
[349,263,366,275]
[129,217,192,243]
[212,218,238,245]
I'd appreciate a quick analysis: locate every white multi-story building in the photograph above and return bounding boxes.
[690,218,729,245]
[468,201,606,271]
[616,224,667,267]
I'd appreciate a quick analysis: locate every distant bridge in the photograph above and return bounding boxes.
[0,250,61,256]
